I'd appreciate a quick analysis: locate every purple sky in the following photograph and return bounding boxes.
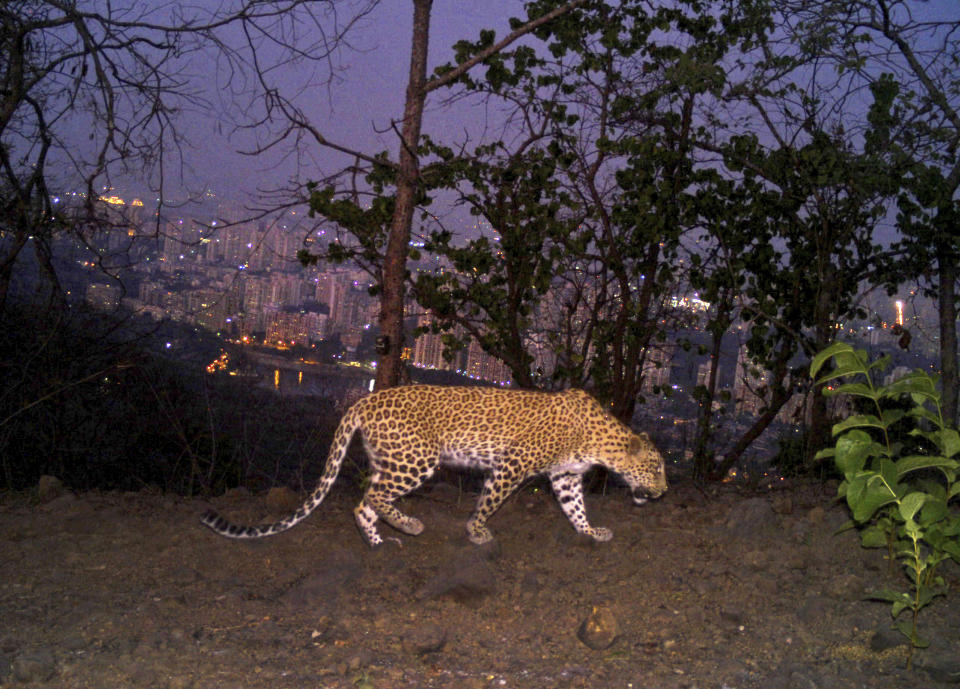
[176,0,528,204]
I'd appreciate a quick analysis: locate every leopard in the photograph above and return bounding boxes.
[202,385,667,546]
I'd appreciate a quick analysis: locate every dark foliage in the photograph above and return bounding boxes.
[0,306,340,495]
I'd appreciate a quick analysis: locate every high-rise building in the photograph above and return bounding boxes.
[641,347,672,394]
[733,344,769,415]
[463,339,512,385]
[85,282,121,311]
[412,316,456,371]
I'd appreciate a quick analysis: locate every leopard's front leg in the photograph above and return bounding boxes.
[466,469,524,545]
[549,470,612,541]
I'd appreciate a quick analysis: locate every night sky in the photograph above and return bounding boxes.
[174,0,529,203]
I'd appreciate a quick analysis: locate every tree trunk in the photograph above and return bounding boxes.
[375,0,432,390]
[712,342,792,479]
[937,235,958,427]
[372,0,590,389]
[692,307,730,483]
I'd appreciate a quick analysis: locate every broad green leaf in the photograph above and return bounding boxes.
[848,476,897,522]
[810,342,855,379]
[869,588,907,604]
[895,455,959,478]
[879,458,898,492]
[832,414,883,435]
[834,430,877,474]
[891,600,911,619]
[899,492,926,522]
[916,587,945,607]
[834,518,856,534]
[908,405,942,428]
[882,372,938,398]
[880,408,906,427]
[918,497,948,526]
[828,382,876,399]
[860,524,889,548]
[939,429,960,458]
[895,619,928,646]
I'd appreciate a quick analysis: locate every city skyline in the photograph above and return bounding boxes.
[69,188,935,406]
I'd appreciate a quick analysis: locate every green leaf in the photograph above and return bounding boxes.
[868,588,907,604]
[908,405,942,428]
[829,382,876,399]
[895,619,929,647]
[823,383,878,399]
[899,492,927,522]
[833,429,878,474]
[879,458,899,492]
[847,475,897,522]
[891,600,912,620]
[811,342,865,382]
[832,414,883,435]
[880,408,906,427]
[940,429,960,458]
[882,372,938,399]
[860,524,889,548]
[896,455,958,478]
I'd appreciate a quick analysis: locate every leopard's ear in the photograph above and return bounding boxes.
[628,436,642,454]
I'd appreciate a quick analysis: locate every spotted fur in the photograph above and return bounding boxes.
[202,385,667,546]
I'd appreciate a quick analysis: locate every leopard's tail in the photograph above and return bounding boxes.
[201,406,360,539]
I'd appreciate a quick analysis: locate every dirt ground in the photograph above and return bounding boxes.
[2,473,959,689]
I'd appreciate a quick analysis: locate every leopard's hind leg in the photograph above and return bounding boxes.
[354,446,437,546]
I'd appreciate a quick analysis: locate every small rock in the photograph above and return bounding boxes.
[36,475,64,502]
[919,657,960,684]
[519,571,541,595]
[824,573,864,600]
[869,627,907,652]
[742,549,767,571]
[807,506,827,524]
[790,521,812,544]
[402,622,446,655]
[417,550,496,604]
[347,649,373,671]
[784,553,809,572]
[577,605,620,650]
[725,497,778,538]
[720,608,746,626]
[170,566,201,586]
[459,678,487,689]
[796,596,832,626]
[265,486,301,512]
[280,553,362,611]
[11,649,57,682]
[772,496,794,515]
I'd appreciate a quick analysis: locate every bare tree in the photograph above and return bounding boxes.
[234,0,590,388]
[0,0,358,316]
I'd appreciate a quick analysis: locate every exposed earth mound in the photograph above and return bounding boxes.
[2,476,958,688]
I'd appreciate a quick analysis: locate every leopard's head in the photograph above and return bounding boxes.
[618,432,668,504]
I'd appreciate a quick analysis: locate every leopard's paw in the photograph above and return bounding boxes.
[590,526,613,542]
[467,522,494,545]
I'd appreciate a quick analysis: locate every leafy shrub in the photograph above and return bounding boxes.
[811,342,960,667]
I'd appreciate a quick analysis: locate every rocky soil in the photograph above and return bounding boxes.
[2,474,959,689]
